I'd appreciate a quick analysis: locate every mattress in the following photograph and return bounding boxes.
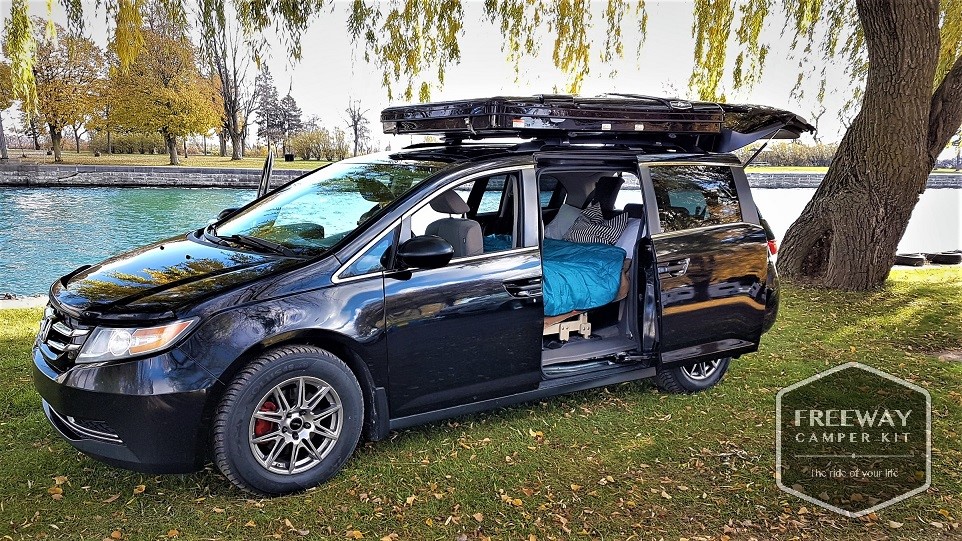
[483,235,627,316]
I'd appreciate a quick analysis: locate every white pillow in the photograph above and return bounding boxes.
[615,218,642,254]
[544,204,582,240]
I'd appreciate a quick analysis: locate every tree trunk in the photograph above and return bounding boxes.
[166,133,179,165]
[218,131,227,157]
[74,130,81,153]
[0,113,8,160]
[49,124,64,163]
[778,0,953,290]
[229,130,242,160]
[30,118,40,150]
[107,131,112,154]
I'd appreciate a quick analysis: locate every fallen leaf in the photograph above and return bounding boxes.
[405,495,416,505]
[213,507,225,513]
[512,498,523,507]
[103,494,120,503]
[939,509,953,519]
[346,530,364,539]
[472,513,484,522]
[167,529,179,538]
[425,518,433,526]
[380,534,398,541]
[660,490,672,500]
[244,520,256,527]
[110,531,123,540]
[53,476,68,485]
[132,485,146,495]
[888,521,904,529]
[47,486,63,495]
[51,493,63,501]
[570,484,582,492]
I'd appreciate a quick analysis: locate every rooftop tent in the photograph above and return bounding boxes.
[380,94,815,153]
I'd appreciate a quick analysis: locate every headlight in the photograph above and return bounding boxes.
[76,319,197,364]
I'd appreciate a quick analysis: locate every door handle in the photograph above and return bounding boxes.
[657,257,690,277]
[504,278,543,298]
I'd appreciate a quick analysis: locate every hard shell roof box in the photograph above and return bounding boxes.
[380,94,814,153]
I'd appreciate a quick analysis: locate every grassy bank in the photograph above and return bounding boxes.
[1,268,960,540]
[4,150,319,171]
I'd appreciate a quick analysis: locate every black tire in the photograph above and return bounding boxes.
[213,345,363,495]
[894,253,926,267]
[655,357,731,393]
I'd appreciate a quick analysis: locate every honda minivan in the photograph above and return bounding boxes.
[32,95,812,494]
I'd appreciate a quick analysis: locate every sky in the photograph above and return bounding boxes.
[9,0,878,151]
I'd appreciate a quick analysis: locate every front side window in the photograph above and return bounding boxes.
[215,160,445,255]
[408,175,518,258]
[650,165,741,232]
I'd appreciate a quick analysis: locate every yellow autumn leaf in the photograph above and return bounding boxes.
[660,490,672,500]
[346,530,364,539]
[571,484,582,491]
[110,531,123,540]
[47,486,63,495]
[939,509,953,519]
[53,475,68,485]
[425,518,433,526]
[167,529,179,538]
[132,485,146,495]
[472,512,484,522]
[405,495,416,505]
[244,520,256,527]
[512,498,523,507]
[380,534,398,541]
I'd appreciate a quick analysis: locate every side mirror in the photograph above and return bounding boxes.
[217,208,239,221]
[396,235,454,269]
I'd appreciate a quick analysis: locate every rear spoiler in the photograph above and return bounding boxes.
[380,94,815,153]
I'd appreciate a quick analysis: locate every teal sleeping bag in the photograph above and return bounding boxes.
[482,235,627,317]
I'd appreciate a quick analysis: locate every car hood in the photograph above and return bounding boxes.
[51,233,305,319]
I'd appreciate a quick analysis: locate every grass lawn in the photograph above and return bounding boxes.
[1,268,960,540]
[5,150,320,171]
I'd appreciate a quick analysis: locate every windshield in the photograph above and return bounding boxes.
[214,160,446,255]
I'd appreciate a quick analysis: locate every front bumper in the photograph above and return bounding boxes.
[33,346,216,474]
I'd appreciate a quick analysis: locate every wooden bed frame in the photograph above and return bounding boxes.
[542,258,633,340]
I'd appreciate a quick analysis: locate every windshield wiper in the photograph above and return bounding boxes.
[220,234,302,258]
[202,225,232,247]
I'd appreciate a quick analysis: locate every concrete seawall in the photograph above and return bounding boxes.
[1,163,961,189]
[0,164,312,190]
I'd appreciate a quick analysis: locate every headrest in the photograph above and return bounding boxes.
[624,203,645,219]
[430,190,470,214]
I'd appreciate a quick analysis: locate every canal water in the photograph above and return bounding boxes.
[0,186,959,296]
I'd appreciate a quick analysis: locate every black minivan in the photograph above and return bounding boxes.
[32,95,812,494]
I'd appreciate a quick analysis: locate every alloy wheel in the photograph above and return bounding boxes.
[681,359,721,381]
[247,376,343,475]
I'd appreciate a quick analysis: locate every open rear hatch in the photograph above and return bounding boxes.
[381,94,814,153]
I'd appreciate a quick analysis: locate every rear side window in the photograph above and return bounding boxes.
[649,165,741,232]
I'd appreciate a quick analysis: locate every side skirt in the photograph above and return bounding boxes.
[388,363,657,432]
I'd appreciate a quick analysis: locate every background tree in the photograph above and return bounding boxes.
[110,21,221,165]
[5,20,103,162]
[277,93,303,155]
[254,67,281,150]
[198,0,259,160]
[0,61,12,159]
[344,99,370,157]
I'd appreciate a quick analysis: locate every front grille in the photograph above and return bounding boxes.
[49,406,122,444]
[37,305,91,372]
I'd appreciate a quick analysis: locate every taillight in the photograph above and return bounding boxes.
[767,239,778,256]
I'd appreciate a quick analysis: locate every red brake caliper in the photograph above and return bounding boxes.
[254,401,278,438]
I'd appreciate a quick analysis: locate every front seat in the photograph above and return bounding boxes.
[425,190,483,258]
